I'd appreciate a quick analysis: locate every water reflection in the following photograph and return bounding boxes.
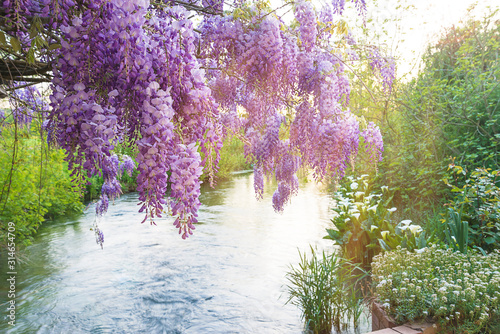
[0,173,370,333]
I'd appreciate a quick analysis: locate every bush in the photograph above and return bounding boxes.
[443,164,500,253]
[0,123,84,248]
[372,246,500,333]
[376,14,500,216]
[325,175,428,266]
[84,154,138,202]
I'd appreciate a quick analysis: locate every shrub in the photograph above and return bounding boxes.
[376,14,500,216]
[325,175,428,266]
[443,164,500,252]
[0,123,84,248]
[372,246,500,333]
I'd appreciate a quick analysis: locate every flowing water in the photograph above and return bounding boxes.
[0,172,370,333]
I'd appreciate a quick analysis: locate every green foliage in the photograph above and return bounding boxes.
[373,246,500,333]
[201,134,251,182]
[444,164,500,253]
[285,247,367,334]
[442,208,469,254]
[325,175,428,266]
[0,123,83,248]
[376,13,500,215]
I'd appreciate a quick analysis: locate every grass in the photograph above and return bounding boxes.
[285,247,368,333]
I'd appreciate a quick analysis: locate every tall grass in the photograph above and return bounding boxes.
[285,247,367,334]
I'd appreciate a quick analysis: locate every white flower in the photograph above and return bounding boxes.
[408,224,423,235]
[355,191,365,199]
[399,219,412,227]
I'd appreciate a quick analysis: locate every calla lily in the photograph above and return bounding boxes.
[371,225,379,232]
[409,224,423,235]
[381,231,390,239]
[355,191,365,199]
[400,219,412,226]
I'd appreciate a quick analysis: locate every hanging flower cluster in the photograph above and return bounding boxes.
[2,0,394,241]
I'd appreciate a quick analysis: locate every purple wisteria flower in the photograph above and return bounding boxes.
[1,0,388,241]
[119,155,135,177]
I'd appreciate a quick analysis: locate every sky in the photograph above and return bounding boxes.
[272,0,499,77]
[364,0,499,76]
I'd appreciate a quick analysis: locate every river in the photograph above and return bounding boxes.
[0,172,370,333]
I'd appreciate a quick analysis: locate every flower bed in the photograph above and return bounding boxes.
[372,246,500,334]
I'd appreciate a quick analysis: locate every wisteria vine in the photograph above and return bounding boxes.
[1,0,394,242]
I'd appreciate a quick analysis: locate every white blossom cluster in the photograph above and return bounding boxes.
[372,245,500,333]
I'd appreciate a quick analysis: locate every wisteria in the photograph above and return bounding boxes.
[368,47,396,93]
[94,153,136,247]
[332,0,346,15]
[361,121,384,162]
[119,155,135,177]
[332,0,366,17]
[169,143,203,239]
[1,0,394,242]
[95,226,104,249]
[8,85,49,128]
[295,0,317,52]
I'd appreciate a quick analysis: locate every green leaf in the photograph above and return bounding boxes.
[484,236,495,244]
[11,37,21,52]
[29,28,38,39]
[378,238,391,251]
[0,31,6,46]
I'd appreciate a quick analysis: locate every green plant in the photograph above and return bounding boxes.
[372,246,500,334]
[285,247,367,334]
[325,175,428,266]
[375,13,500,217]
[443,208,469,254]
[0,122,84,248]
[444,164,500,252]
[201,134,252,182]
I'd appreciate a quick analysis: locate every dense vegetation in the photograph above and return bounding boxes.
[0,112,83,247]
[378,14,500,217]
[287,13,500,334]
